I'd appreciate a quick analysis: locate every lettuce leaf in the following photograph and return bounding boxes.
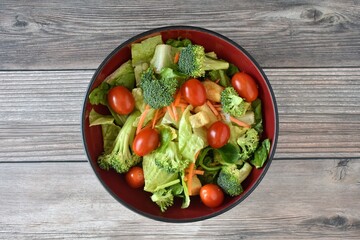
[131,35,163,66]
[251,139,270,168]
[105,60,135,90]
[179,106,207,162]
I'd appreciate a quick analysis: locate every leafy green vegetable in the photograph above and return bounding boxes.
[89,109,114,126]
[179,106,207,162]
[208,69,231,87]
[251,139,270,168]
[226,63,239,77]
[89,82,110,105]
[150,44,178,73]
[142,150,179,193]
[252,98,263,133]
[166,38,192,47]
[88,109,120,153]
[105,60,135,90]
[101,124,121,153]
[108,107,127,126]
[131,88,146,112]
[131,35,163,66]
[216,143,240,164]
[180,171,190,209]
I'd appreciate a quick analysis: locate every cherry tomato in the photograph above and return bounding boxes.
[132,127,160,156]
[200,184,224,208]
[125,166,145,188]
[107,86,135,115]
[207,121,230,149]
[182,78,207,106]
[231,72,258,102]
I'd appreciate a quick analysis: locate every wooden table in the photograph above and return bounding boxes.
[1,1,359,239]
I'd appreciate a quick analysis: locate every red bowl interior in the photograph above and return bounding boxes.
[82,26,278,222]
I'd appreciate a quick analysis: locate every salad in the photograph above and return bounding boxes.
[88,35,271,212]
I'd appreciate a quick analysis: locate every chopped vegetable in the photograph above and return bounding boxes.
[178,44,229,78]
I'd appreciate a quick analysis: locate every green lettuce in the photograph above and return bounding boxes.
[131,35,163,66]
[179,106,207,162]
[104,60,135,90]
[88,109,120,153]
[251,139,271,168]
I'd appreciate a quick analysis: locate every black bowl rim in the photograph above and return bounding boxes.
[81,25,279,223]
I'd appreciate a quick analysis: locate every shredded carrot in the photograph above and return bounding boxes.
[215,79,220,84]
[207,100,219,116]
[172,104,178,121]
[229,115,251,128]
[185,169,204,175]
[167,106,175,121]
[136,105,150,134]
[174,52,180,64]
[152,109,160,129]
[186,162,195,195]
[174,91,182,106]
[181,105,185,113]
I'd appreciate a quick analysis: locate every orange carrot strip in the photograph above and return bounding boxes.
[181,105,185,113]
[185,169,205,175]
[207,100,219,116]
[167,106,175,121]
[172,104,178,121]
[136,105,150,134]
[215,79,220,84]
[229,116,251,128]
[186,162,195,195]
[174,91,182,106]
[152,109,160,129]
[195,150,201,160]
[174,52,180,64]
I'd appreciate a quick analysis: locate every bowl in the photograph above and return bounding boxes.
[81,26,278,222]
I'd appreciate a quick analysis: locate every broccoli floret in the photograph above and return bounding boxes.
[140,68,178,109]
[151,188,174,212]
[153,125,189,173]
[97,111,141,173]
[178,44,229,78]
[217,162,252,196]
[237,128,260,161]
[221,87,250,117]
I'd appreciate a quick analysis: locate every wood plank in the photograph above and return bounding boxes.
[0,68,359,162]
[0,1,359,70]
[0,160,359,239]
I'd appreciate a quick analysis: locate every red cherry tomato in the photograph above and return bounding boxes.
[182,78,207,106]
[200,184,224,208]
[132,128,160,156]
[231,72,258,102]
[125,166,145,188]
[107,86,135,115]
[207,121,230,149]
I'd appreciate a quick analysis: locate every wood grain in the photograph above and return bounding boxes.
[1,68,359,162]
[0,0,359,70]
[0,160,359,239]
